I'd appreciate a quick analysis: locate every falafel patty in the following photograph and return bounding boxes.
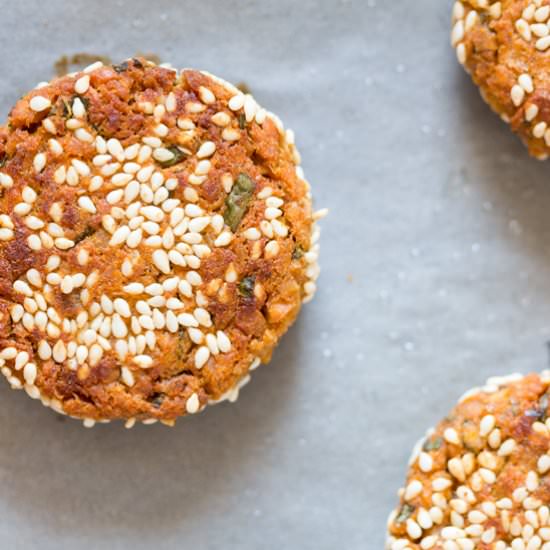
[386,371,550,549]
[451,0,550,159]
[0,58,325,427]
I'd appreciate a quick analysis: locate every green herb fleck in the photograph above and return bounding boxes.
[74,225,96,244]
[0,155,6,169]
[224,173,255,232]
[235,82,252,95]
[539,393,549,411]
[238,276,255,297]
[157,146,188,168]
[292,245,304,260]
[395,504,415,524]
[113,61,129,73]
[150,393,165,408]
[422,436,443,452]
[525,392,549,421]
[61,99,72,119]
[238,113,246,129]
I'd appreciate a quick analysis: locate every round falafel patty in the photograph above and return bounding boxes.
[451,0,550,159]
[386,371,550,549]
[0,58,324,426]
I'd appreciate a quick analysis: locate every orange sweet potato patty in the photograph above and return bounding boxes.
[0,58,323,427]
[387,372,550,549]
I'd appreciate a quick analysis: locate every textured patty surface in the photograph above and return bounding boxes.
[0,58,322,426]
[452,0,550,159]
[386,372,550,549]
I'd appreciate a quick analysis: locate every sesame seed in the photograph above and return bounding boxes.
[186,393,200,414]
[133,355,153,368]
[216,330,231,353]
[538,454,550,474]
[75,128,94,142]
[120,366,135,387]
[0,347,17,360]
[55,237,75,250]
[165,92,176,112]
[27,235,42,250]
[153,148,175,163]
[88,344,103,366]
[244,95,257,122]
[124,143,140,160]
[516,18,532,41]
[0,172,13,188]
[107,138,124,160]
[313,208,329,221]
[211,112,231,126]
[42,118,56,134]
[266,197,284,208]
[535,5,550,22]
[142,136,162,148]
[74,74,90,94]
[141,205,164,222]
[52,340,67,363]
[194,346,210,369]
[228,94,245,111]
[176,117,195,131]
[78,196,96,214]
[464,9,478,31]
[271,219,288,237]
[154,187,169,205]
[536,35,550,51]
[126,228,142,248]
[199,86,216,105]
[48,138,63,155]
[66,166,79,185]
[109,225,130,246]
[112,315,128,338]
[498,439,517,456]
[60,275,74,294]
[53,165,66,184]
[404,479,423,501]
[526,103,539,122]
[23,362,37,385]
[511,85,526,107]
[214,231,233,247]
[456,43,467,65]
[33,153,46,173]
[29,95,51,112]
[194,160,211,176]
[187,101,207,113]
[264,240,280,258]
[114,298,131,318]
[0,228,14,241]
[532,22,549,37]
[37,341,52,360]
[152,249,170,274]
[13,203,30,216]
[196,141,216,160]
[221,128,240,142]
[518,74,536,94]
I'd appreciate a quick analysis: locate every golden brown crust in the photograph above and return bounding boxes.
[386,372,550,549]
[0,58,322,425]
[452,0,550,159]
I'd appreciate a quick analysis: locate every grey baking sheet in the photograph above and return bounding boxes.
[2,0,550,548]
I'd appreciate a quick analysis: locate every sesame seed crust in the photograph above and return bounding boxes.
[0,58,324,426]
[386,371,550,550]
[452,0,550,159]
